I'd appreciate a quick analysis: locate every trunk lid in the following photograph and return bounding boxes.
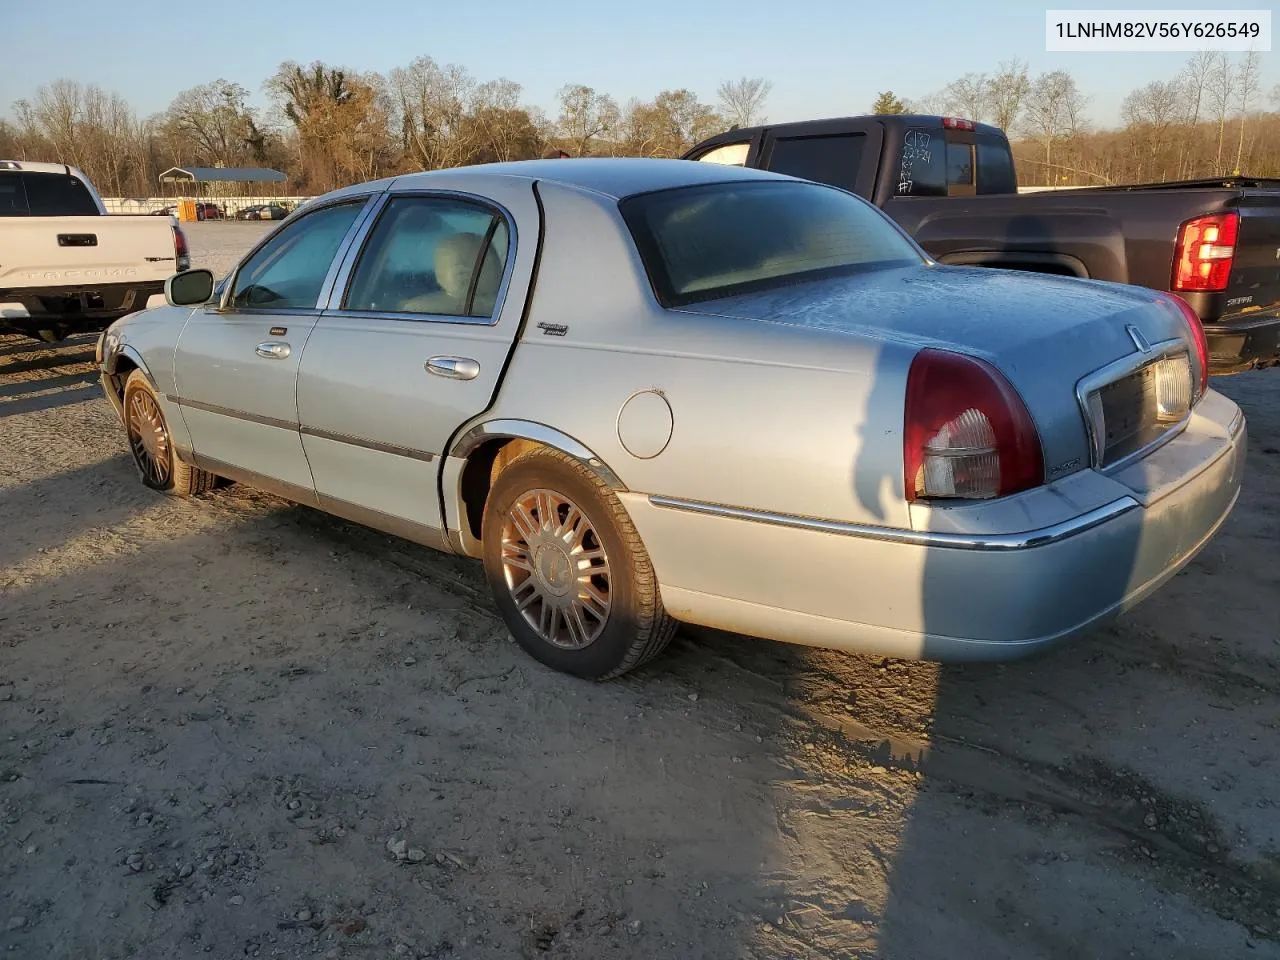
[677,263,1197,481]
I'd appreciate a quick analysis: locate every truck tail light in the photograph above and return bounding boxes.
[1171,212,1237,293]
[1164,294,1211,400]
[904,349,1043,501]
[173,225,190,272]
[941,117,975,130]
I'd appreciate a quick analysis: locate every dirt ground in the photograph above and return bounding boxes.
[1,221,1278,960]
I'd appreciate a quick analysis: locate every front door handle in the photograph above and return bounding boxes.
[256,341,291,360]
[425,356,480,380]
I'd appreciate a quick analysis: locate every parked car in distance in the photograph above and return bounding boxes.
[235,203,289,221]
[684,115,1280,375]
[0,160,189,342]
[97,158,1245,679]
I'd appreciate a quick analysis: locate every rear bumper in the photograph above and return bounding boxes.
[622,391,1246,662]
[0,281,165,337]
[1204,309,1280,374]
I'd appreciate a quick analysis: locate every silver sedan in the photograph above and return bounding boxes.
[97,158,1247,679]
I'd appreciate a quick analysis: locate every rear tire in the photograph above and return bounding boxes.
[122,369,216,496]
[481,446,676,680]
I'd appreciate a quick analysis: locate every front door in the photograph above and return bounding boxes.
[295,183,537,542]
[172,197,372,497]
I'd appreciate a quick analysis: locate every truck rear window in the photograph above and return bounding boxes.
[0,171,100,216]
[619,179,923,308]
[896,129,1016,196]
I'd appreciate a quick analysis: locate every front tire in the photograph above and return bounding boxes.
[481,446,677,680]
[122,369,216,496]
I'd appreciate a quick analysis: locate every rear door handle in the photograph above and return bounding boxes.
[256,341,291,359]
[425,356,480,380]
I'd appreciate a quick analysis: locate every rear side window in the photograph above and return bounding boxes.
[343,195,510,320]
[765,133,865,194]
[21,172,100,215]
[620,179,923,308]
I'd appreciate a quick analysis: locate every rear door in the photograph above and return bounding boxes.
[294,177,539,542]
[757,119,884,199]
[172,196,374,494]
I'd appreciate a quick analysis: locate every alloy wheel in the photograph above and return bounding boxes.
[500,488,611,649]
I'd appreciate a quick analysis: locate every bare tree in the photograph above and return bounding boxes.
[1233,51,1262,173]
[1021,70,1089,184]
[1121,79,1182,181]
[944,73,988,121]
[986,58,1030,131]
[716,77,772,128]
[902,91,944,114]
[1206,53,1235,172]
[556,84,619,156]
[164,80,259,166]
[1176,52,1217,176]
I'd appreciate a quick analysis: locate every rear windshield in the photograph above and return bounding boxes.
[619,180,922,307]
[0,171,100,216]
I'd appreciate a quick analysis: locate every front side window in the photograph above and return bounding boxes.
[620,180,923,308]
[343,196,509,319]
[694,142,750,166]
[230,200,365,310]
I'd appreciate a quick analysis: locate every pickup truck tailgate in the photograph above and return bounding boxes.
[1228,192,1280,313]
[0,215,178,289]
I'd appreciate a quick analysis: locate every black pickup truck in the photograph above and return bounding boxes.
[683,115,1280,375]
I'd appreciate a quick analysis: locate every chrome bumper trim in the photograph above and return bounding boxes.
[646,495,1142,552]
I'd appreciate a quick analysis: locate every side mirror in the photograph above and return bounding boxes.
[165,269,215,307]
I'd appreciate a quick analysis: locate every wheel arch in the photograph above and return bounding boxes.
[102,344,157,408]
[444,419,627,558]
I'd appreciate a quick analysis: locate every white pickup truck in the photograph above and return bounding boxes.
[0,160,190,342]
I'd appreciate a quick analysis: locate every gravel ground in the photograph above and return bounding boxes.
[1,222,1278,960]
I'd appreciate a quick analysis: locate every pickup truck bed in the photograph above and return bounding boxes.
[0,161,188,341]
[684,116,1280,374]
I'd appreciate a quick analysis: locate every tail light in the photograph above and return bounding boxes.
[903,349,1043,501]
[941,117,975,130]
[1165,294,1211,400]
[173,225,190,272]
[1172,212,1237,293]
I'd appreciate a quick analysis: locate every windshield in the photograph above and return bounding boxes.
[619,179,923,307]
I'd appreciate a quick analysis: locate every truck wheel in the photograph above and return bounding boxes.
[481,446,677,680]
[35,326,67,344]
[122,369,216,496]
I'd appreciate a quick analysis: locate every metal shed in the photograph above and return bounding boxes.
[158,166,288,186]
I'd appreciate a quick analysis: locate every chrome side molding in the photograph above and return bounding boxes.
[647,494,1142,552]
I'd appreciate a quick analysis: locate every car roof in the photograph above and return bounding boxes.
[0,160,81,176]
[384,157,787,201]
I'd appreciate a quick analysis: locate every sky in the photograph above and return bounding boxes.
[3,0,1276,130]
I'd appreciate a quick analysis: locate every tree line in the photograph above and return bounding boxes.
[1,53,1276,198]
[0,61,772,197]
[875,52,1279,185]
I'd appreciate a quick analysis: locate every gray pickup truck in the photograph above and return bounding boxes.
[684,115,1280,375]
